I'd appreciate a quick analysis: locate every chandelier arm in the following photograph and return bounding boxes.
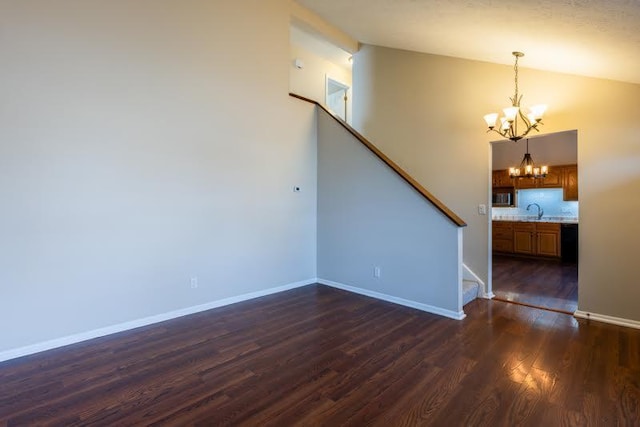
[499,126,509,138]
[519,124,541,139]
[520,128,532,139]
[518,108,532,129]
[492,128,512,139]
[486,128,505,138]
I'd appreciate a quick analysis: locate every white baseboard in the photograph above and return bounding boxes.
[0,278,316,364]
[463,263,492,298]
[318,278,466,320]
[574,310,640,330]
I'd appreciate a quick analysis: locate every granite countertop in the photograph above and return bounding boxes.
[492,215,579,224]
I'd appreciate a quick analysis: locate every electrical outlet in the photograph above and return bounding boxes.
[374,266,381,278]
[478,204,487,215]
[190,276,198,289]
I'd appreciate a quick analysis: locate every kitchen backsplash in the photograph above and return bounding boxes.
[492,188,579,218]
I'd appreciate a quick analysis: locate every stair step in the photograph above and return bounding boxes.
[463,281,479,306]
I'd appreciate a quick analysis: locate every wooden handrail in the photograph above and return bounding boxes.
[290,93,467,228]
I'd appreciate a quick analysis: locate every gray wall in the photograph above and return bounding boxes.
[0,0,317,352]
[317,110,462,314]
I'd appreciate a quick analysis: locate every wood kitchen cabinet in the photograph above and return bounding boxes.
[492,221,514,253]
[539,168,563,188]
[493,221,561,258]
[535,223,561,257]
[563,165,578,201]
[492,169,513,188]
[513,223,536,255]
[515,177,537,189]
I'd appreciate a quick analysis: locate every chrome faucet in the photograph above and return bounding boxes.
[527,203,544,220]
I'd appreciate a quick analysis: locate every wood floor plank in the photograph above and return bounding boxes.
[0,284,638,425]
[493,254,578,313]
[387,356,477,426]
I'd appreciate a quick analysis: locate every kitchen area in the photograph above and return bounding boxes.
[491,131,578,313]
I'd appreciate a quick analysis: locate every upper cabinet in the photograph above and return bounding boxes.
[563,165,578,201]
[492,164,578,201]
[539,168,563,188]
[516,177,537,189]
[514,165,565,190]
[492,169,513,188]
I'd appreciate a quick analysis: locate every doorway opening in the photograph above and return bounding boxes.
[326,77,350,123]
[489,130,579,314]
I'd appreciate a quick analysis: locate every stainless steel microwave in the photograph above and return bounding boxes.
[492,189,514,206]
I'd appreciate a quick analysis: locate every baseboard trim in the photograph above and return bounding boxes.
[574,310,640,330]
[0,278,316,363]
[318,278,466,320]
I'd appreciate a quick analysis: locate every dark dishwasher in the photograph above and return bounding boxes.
[561,224,578,263]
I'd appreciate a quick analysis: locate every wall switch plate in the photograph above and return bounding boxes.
[478,204,487,215]
[190,277,198,289]
[374,266,381,278]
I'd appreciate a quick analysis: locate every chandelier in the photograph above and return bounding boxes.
[509,138,548,179]
[483,52,546,142]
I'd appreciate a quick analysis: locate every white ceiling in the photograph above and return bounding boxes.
[290,25,352,70]
[295,0,640,84]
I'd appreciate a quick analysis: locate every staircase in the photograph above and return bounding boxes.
[463,280,480,306]
[291,93,469,319]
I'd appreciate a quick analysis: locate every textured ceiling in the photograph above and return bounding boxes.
[295,0,640,84]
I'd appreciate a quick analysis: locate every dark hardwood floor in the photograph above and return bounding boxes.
[1,284,638,426]
[493,254,578,313]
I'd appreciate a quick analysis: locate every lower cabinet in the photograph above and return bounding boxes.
[493,221,561,258]
[493,221,514,253]
[513,223,536,255]
[535,223,561,257]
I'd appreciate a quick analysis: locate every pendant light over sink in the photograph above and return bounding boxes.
[509,138,548,179]
[483,52,547,142]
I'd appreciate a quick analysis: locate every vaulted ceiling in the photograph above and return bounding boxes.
[296,0,640,84]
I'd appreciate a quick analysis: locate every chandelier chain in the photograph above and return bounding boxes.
[514,54,519,101]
